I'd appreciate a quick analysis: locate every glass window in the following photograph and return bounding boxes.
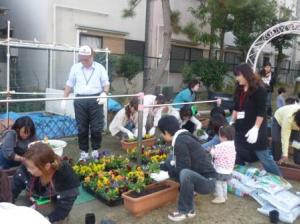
[224,52,241,70]
[125,39,145,57]
[79,34,103,49]
[170,45,203,73]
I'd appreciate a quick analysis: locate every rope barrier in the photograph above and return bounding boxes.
[0,93,140,103]
[144,99,220,108]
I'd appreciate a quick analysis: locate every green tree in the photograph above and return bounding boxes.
[182,59,228,94]
[123,0,173,93]
[230,0,277,59]
[182,0,232,60]
[270,6,295,76]
[116,54,142,93]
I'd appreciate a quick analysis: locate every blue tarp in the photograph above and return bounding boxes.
[108,98,122,112]
[0,112,78,139]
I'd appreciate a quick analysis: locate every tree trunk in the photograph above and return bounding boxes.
[123,77,129,94]
[209,25,215,59]
[276,46,284,80]
[219,28,225,61]
[144,0,172,94]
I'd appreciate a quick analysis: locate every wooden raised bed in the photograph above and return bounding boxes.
[279,162,300,181]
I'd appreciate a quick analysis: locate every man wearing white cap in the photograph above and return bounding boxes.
[62,45,110,161]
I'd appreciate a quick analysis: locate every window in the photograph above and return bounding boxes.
[125,39,145,57]
[169,45,203,73]
[79,34,103,49]
[224,52,241,70]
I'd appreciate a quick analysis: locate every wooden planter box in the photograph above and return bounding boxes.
[122,179,179,216]
[279,162,300,181]
[121,137,156,150]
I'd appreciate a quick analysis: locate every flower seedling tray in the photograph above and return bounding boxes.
[83,185,123,207]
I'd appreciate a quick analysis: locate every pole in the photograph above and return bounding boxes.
[137,92,144,165]
[143,0,151,90]
[6,21,11,127]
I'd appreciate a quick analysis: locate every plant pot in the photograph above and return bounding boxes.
[83,185,123,207]
[122,179,179,216]
[293,149,300,164]
[121,137,156,150]
[279,162,300,181]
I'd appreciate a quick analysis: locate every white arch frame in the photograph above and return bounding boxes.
[246,20,300,71]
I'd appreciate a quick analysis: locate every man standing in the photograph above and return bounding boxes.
[62,45,109,161]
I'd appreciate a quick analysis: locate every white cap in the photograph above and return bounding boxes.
[78,45,92,56]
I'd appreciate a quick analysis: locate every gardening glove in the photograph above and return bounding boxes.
[133,127,146,138]
[150,171,169,182]
[149,127,156,136]
[216,98,222,107]
[126,130,134,139]
[97,92,107,105]
[198,130,209,141]
[120,127,134,139]
[191,116,202,130]
[60,100,67,112]
[245,126,259,144]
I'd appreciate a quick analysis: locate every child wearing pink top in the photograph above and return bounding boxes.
[210,126,236,204]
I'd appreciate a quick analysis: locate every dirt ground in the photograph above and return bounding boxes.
[43,134,300,224]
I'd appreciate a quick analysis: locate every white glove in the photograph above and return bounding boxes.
[149,127,156,136]
[133,127,146,138]
[60,100,67,111]
[126,130,134,139]
[198,131,209,141]
[97,92,107,105]
[190,116,202,130]
[245,126,259,144]
[150,171,169,182]
[229,120,235,126]
[216,98,222,107]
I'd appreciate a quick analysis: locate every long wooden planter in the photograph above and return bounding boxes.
[122,179,179,216]
[279,162,300,181]
[121,137,156,150]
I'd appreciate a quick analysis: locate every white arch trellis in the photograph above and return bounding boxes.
[246,20,300,71]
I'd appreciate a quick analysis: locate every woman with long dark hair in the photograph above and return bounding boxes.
[260,62,276,116]
[231,63,280,175]
[109,97,139,139]
[0,116,37,169]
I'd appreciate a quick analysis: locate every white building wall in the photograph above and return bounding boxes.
[1,0,205,93]
[1,0,50,91]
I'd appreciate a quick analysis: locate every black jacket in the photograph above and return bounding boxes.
[234,86,268,151]
[162,131,216,180]
[260,71,276,92]
[12,161,80,223]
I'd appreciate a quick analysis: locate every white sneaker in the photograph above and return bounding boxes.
[91,150,99,160]
[168,210,196,222]
[79,151,89,161]
[212,196,226,204]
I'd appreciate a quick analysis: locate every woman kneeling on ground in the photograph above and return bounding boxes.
[12,142,80,223]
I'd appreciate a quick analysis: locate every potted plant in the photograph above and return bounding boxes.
[122,179,179,216]
[127,145,171,164]
[121,134,156,150]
